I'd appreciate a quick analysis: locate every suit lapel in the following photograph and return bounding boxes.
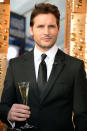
[40,49,66,103]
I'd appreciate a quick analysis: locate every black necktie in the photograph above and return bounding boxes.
[37,54,47,93]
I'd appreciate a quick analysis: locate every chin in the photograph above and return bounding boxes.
[41,45,54,50]
[36,42,55,50]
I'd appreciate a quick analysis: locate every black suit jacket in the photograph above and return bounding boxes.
[0,49,87,131]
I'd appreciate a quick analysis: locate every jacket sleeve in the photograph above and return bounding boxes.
[73,60,87,131]
[0,59,17,126]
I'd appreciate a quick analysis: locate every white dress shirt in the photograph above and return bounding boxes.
[34,44,58,81]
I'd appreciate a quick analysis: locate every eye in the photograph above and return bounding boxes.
[49,25,56,28]
[37,25,44,28]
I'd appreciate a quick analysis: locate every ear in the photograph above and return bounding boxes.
[30,27,33,36]
[58,25,60,35]
[58,25,60,32]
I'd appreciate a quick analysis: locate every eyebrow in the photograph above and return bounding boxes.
[37,24,56,27]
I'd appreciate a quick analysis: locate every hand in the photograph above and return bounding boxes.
[7,104,31,122]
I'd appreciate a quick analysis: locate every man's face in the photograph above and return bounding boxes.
[30,13,60,52]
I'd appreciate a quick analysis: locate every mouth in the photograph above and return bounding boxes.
[41,37,52,41]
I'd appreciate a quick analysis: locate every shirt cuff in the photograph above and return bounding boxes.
[8,120,15,128]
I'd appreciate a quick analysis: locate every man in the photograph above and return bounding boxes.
[0,3,87,131]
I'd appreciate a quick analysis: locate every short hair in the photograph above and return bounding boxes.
[30,3,60,29]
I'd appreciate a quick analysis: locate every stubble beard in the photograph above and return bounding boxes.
[35,41,55,51]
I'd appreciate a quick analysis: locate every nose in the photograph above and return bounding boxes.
[44,27,49,34]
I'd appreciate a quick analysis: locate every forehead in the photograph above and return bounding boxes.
[33,13,57,25]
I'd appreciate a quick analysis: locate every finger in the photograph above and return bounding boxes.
[9,111,30,122]
[13,104,30,110]
[13,112,30,118]
[13,116,27,122]
[14,108,30,115]
[11,104,30,115]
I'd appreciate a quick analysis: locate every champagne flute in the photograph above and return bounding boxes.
[18,81,34,129]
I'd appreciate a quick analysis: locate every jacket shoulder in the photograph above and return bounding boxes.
[9,50,33,64]
[64,51,84,65]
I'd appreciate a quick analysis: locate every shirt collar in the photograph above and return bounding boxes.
[34,44,58,61]
[46,44,58,60]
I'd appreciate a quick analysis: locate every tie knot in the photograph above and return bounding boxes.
[41,54,47,62]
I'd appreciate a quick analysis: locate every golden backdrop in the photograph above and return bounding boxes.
[0,0,10,100]
[64,0,87,73]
